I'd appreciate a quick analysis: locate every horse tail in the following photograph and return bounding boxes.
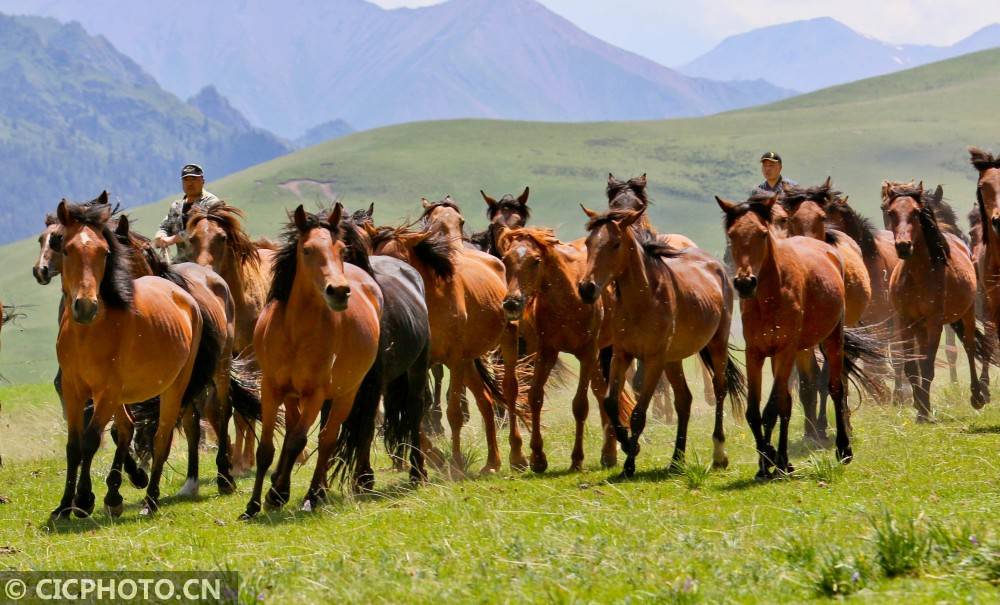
[842,326,888,401]
[329,358,382,485]
[229,354,262,421]
[129,398,160,465]
[698,346,746,421]
[382,346,429,472]
[474,355,505,402]
[949,320,994,369]
[181,302,222,407]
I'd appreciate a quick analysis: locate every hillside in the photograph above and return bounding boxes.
[681,17,1000,92]
[2,47,1000,383]
[0,0,793,137]
[0,13,291,243]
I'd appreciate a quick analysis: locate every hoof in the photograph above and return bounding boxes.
[754,469,773,482]
[972,394,988,410]
[478,465,500,476]
[712,456,729,470]
[600,452,617,468]
[240,501,261,520]
[263,493,286,512]
[175,478,199,498]
[301,499,314,512]
[105,502,124,518]
[530,454,548,474]
[622,458,636,478]
[569,461,583,473]
[509,454,529,472]
[73,492,95,518]
[217,475,236,495]
[915,414,936,424]
[127,468,149,489]
[761,444,777,464]
[838,446,854,465]
[49,506,71,520]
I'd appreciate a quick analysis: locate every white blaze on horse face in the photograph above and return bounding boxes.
[79,231,92,247]
[516,246,527,258]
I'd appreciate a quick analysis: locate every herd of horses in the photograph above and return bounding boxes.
[25,146,1000,521]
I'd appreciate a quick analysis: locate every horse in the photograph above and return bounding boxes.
[969,147,1000,385]
[717,191,887,477]
[184,202,275,473]
[471,187,531,257]
[241,204,382,518]
[371,197,508,475]
[882,181,988,421]
[781,180,873,441]
[577,205,745,478]
[497,226,633,471]
[52,200,233,518]
[326,206,431,486]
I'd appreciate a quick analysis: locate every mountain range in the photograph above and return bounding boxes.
[0,13,292,242]
[681,17,1000,92]
[0,0,793,138]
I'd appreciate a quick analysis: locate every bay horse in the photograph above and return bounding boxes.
[185,202,275,473]
[577,206,745,477]
[371,197,508,475]
[969,146,1000,381]
[497,226,633,471]
[326,207,431,486]
[718,192,886,477]
[52,200,230,518]
[882,181,988,421]
[781,180,873,441]
[471,187,531,256]
[241,204,382,518]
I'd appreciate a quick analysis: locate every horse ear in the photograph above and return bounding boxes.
[933,184,943,203]
[293,204,309,232]
[97,190,109,205]
[56,200,73,226]
[715,196,737,214]
[366,202,375,218]
[580,204,598,219]
[327,202,343,229]
[115,215,130,237]
[634,174,647,188]
[517,187,529,206]
[480,190,497,208]
[881,181,891,201]
[823,176,832,189]
[421,197,432,209]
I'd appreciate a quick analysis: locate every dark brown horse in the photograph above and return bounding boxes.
[718,192,883,478]
[242,204,382,518]
[578,206,744,477]
[970,147,1000,375]
[882,181,988,421]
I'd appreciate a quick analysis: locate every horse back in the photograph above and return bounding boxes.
[370,256,430,381]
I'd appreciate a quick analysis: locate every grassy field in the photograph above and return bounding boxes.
[0,378,997,603]
[3,47,1000,383]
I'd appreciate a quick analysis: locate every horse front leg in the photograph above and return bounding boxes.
[662,360,692,470]
[141,385,185,516]
[570,347,598,472]
[500,322,527,470]
[958,309,987,409]
[241,378,280,520]
[526,349,558,473]
[622,356,666,478]
[744,349,769,480]
[766,348,797,476]
[915,321,941,422]
[74,392,119,518]
[104,412,133,517]
[176,406,201,498]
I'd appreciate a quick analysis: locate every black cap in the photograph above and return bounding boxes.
[760,151,782,163]
[181,164,204,178]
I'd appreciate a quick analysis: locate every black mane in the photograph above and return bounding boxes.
[585,208,681,259]
[371,226,455,280]
[722,191,778,230]
[780,182,839,211]
[268,207,356,303]
[830,201,881,262]
[918,203,951,267]
[607,174,650,210]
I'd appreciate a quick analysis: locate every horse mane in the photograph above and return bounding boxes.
[926,187,968,244]
[498,226,560,253]
[780,182,839,211]
[919,203,952,266]
[722,191,778,230]
[969,205,985,250]
[829,200,880,261]
[185,203,261,268]
[371,225,455,280]
[586,209,682,259]
[44,213,59,226]
[420,197,462,223]
[883,181,953,266]
[606,175,650,208]
[969,147,1000,172]
[335,209,375,276]
[486,194,531,222]
[269,209,329,303]
[61,201,134,308]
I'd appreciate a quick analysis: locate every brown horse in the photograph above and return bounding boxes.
[241,204,382,518]
[52,200,231,518]
[578,206,744,477]
[970,147,1000,376]
[371,197,508,475]
[497,227,632,471]
[882,181,988,420]
[782,180,873,441]
[185,202,274,473]
[718,192,885,477]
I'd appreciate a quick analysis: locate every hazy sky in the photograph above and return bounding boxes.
[371,0,1000,65]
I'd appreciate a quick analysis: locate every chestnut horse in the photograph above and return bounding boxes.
[882,181,988,421]
[185,202,275,473]
[371,198,508,475]
[497,227,632,471]
[242,205,382,518]
[970,146,1000,377]
[578,206,745,477]
[52,200,230,518]
[782,180,873,441]
[718,192,884,477]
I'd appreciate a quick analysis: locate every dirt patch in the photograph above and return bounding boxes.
[279,178,338,201]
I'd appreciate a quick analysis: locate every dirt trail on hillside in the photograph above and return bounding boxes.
[279,178,338,201]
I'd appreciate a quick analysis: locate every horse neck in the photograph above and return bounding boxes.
[754,233,784,296]
[906,219,936,271]
[287,267,336,325]
[609,234,658,314]
[535,246,580,310]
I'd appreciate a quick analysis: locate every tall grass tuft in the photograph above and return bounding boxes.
[797,452,845,484]
[677,454,712,490]
[869,509,930,577]
[810,546,870,597]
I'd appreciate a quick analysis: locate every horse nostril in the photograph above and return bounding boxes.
[325,284,351,308]
[733,275,758,298]
[578,281,598,303]
[72,297,98,323]
[895,241,912,257]
[502,298,521,311]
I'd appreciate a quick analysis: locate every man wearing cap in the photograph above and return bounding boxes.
[755,151,797,194]
[153,164,222,261]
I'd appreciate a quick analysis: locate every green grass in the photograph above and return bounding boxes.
[3,47,1000,382]
[0,378,997,602]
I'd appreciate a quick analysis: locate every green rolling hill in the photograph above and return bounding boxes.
[2,47,1000,383]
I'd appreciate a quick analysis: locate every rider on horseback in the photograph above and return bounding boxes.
[152,164,223,261]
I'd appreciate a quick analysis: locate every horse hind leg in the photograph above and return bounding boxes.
[821,323,852,464]
[464,359,503,475]
[701,341,731,469]
[794,350,820,444]
[945,325,959,384]
[176,407,201,498]
[766,349,797,476]
[955,313,987,410]
[104,412,133,517]
[500,323,527,470]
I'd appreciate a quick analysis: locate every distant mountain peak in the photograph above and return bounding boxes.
[188,85,251,131]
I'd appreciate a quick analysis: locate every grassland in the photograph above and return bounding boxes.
[0,379,997,603]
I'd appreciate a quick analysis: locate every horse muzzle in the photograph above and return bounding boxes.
[324,284,351,311]
[502,295,524,320]
[991,215,1000,233]
[33,265,52,285]
[895,241,913,259]
[72,297,99,324]
[733,275,758,299]
[577,280,599,304]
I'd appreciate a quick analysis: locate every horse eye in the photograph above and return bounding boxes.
[50,235,63,251]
